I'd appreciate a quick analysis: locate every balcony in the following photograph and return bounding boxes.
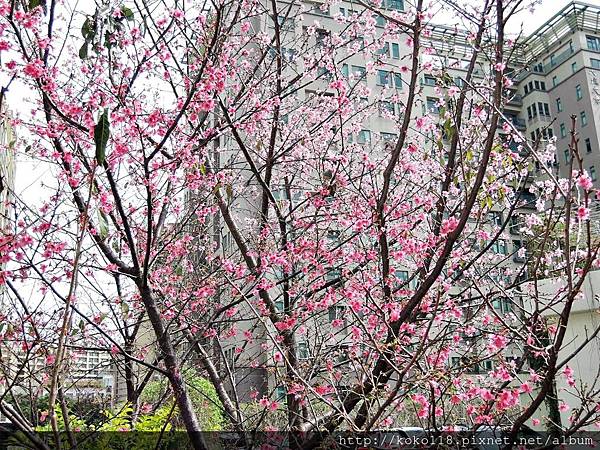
[506,93,523,107]
[499,117,526,131]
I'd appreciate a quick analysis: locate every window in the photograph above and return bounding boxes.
[375,14,386,27]
[224,348,236,370]
[424,75,436,86]
[297,342,309,359]
[379,101,395,116]
[492,239,507,255]
[351,65,367,82]
[275,386,286,401]
[524,84,530,94]
[481,360,494,372]
[326,267,341,281]
[509,215,520,235]
[275,300,284,312]
[526,105,532,120]
[586,138,592,153]
[490,297,513,312]
[391,43,400,59]
[328,305,345,321]
[385,0,404,10]
[541,81,546,90]
[572,61,577,73]
[564,149,570,163]
[592,58,600,69]
[381,132,397,142]
[281,48,297,63]
[276,16,294,31]
[581,111,588,126]
[395,270,409,283]
[315,29,329,46]
[560,123,566,138]
[317,66,332,80]
[550,54,556,66]
[587,35,600,52]
[552,76,558,87]
[394,73,402,90]
[530,103,537,118]
[377,42,390,57]
[576,84,582,100]
[309,3,331,16]
[377,70,391,87]
[426,97,439,114]
[556,98,562,112]
[591,166,597,182]
[489,211,503,226]
[534,80,540,90]
[341,64,349,78]
[357,129,371,144]
[533,62,543,73]
[569,41,574,53]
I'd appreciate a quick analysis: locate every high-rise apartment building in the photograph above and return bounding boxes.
[205,0,600,414]
[517,2,600,185]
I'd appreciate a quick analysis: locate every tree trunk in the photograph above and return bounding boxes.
[138,283,208,450]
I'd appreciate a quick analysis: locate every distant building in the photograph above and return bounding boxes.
[0,101,15,237]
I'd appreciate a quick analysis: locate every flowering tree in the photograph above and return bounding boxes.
[1,0,600,449]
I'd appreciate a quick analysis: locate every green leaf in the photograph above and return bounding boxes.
[81,17,93,39]
[94,109,110,165]
[120,302,130,317]
[104,31,114,49]
[78,42,88,59]
[29,0,41,9]
[98,210,109,240]
[121,6,134,21]
[226,184,233,201]
[199,164,207,175]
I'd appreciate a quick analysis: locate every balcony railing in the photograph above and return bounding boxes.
[506,93,523,107]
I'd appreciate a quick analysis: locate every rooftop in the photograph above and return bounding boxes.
[523,1,600,59]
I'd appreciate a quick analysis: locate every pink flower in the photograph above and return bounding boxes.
[268,401,279,411]
[24,59,44,78]
[241,22,251,33]
[532,418,540,426]
[440,217,459,236]
[577,206,590,221]
[273,352,283,362]
[520,383,532,394]
[559,403,570,412]
[315,385,333,396]
[45,354,56,365]
[578,173,593,191]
